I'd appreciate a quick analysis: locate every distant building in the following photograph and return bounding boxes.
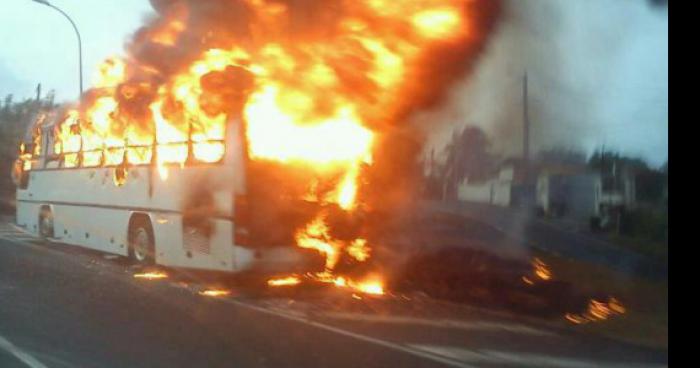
[456,159,533,207]
[537,171,599,221]
[456,172,511,207]
[536,163,641,224]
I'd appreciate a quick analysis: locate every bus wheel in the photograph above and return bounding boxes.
[129,219,154,264]
[39,207,54,238]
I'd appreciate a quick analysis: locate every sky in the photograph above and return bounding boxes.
[0,0,668,167]
[0,0,154,101]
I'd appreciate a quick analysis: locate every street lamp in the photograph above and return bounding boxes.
[31,0,83,98]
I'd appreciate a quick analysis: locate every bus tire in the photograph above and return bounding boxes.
[39,206,54,239]
[128,216,155,264]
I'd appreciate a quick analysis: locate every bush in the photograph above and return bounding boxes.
[620,207,668,244]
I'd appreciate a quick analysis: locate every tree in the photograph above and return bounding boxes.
[537,147,587,166]
[442,125,496,196]
[588,149,650,174]
[2,94,13,117]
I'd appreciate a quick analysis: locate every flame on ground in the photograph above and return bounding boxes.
[267,276,301,287]
[133,271,168,279]
[199,289,231,297]
[565,297,626,324]
[267,273,384,296]
[533,258,552,281]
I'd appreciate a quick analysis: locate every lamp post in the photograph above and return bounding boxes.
[31,0,83,98]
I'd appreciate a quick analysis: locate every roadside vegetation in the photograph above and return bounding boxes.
[534,249,668,350]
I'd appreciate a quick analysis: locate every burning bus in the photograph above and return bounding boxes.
[12,0,501,290]
[14,105,334,275]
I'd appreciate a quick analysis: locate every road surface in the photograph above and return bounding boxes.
[0,218,667,368]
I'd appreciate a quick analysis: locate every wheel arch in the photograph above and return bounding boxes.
[38,204,54,237]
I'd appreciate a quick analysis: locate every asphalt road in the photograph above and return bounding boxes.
[0,219,667,368]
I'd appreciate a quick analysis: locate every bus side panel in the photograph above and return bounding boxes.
[51,205,129,256]
[16,199,40,234]
[153,215,236,272]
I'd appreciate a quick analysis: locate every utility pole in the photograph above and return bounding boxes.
[522,72,531,186]
[523,72,530,164]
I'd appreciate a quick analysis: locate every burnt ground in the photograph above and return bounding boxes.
[376,204,667,349]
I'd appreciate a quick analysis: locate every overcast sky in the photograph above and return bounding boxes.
[0,0,667,166]
[0,0,154,101]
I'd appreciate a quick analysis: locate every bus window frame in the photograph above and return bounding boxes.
[29,138,227,171]
[43,126,61,168]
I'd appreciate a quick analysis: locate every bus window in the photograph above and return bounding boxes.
[83,149,102,167]
[13,141,33,189]
[157,142,188,164]
[193,141,225,163]
[13,159,29,190]
[60,123,82,168]
[126,144,152,165]
[44,128,61,169]
[104,146,126,166]
[30,126,43,170]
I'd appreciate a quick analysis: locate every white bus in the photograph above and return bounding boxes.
[12,113,323,274]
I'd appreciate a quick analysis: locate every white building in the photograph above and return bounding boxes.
[457,165,515,207]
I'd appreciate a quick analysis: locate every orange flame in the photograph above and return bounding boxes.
[133,271,168,279]
[267,276,301,287]
[533,258,552,281]
[565,297,626,324]
[199,289,231,297]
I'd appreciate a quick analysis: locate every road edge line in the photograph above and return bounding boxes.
[0,334,49,368]
[220,298,481,368]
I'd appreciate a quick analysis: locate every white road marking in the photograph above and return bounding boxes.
[319,312,554,336]
[0,224,39,243]
[0,237,36,243]
[8,224,29,233]
[0,334,49,368]
[410,345,667,368]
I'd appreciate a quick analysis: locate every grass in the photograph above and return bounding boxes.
[608,233,668,264]
[533,249,668,350]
